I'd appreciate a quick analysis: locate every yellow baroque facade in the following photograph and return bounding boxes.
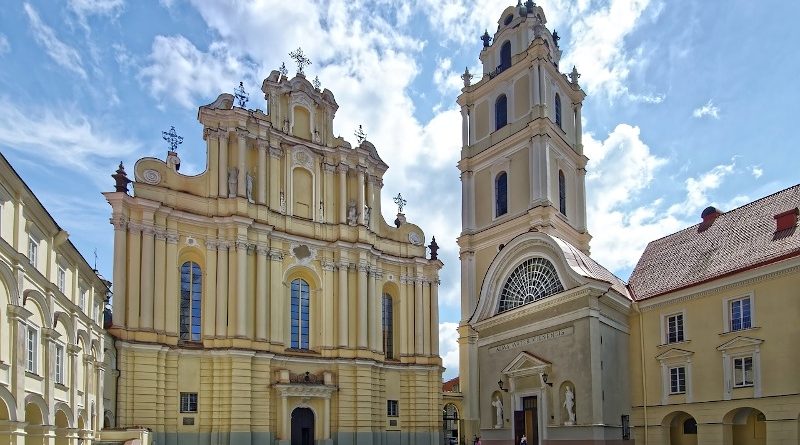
[0,153,110,444]
[104,70,443,445]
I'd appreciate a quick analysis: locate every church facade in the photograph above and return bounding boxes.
[104,67,442,444]
[456,3,633,445]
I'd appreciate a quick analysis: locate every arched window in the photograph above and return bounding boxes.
[558,170,566,216]
[180,262,202,342]
[555,93,562,128]
[382,294,394,359]
[495,172,508,217]
[290,278,310,349]
[495,95,508,130]
[499,41,511,72]
[498,257,564,312]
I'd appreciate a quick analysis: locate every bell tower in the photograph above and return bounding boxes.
[457,2,590,440]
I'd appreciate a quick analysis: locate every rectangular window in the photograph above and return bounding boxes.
[666,313,685,343]
[669,366,686,394]
[55,344,64,384]
[180,393,198,413]
[733,356,754,387]
[26,326,38,373]
[57,266,66,293]
[730,297,752,331]
[387,400,399,417]
[27,236,38,267]
[79,288,87,312]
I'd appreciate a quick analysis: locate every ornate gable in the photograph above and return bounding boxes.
[716,336,764,352]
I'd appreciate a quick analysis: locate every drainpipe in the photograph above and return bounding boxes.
[632,301,648,444]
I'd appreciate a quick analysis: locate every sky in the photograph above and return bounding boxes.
[1,0,798,380]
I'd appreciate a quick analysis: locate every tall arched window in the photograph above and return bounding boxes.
[498,257,564,312]
[495,172,508,217]
[495,95,508,130]
[499,41,511,72]
[555,93,562,128]
[382,294,394,359]
[290,278,310,349]
[558,170,567,216]
[180,261,202,342]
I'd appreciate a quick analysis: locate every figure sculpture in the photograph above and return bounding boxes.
[491,396,503,428]
[364,205,372,226]
[228,167,238,197]
[245,171,254,203]
[347,200,358,226]
[564,385,575,425]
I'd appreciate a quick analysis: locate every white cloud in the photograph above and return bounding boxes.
[68,0,124,32]
[749,165,763,179]
[0,34,9,55]
[23,3,88,79]
[433,58,464,97]
[439,322,460,379]
[670,160,735,216]
[692,99,720,119]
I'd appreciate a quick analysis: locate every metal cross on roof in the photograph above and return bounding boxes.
[162,126,183,151]
[234,81,249,108]
[289,47,312,76]
[393,193,407,214]
[279,62,288,78]
[354,125,367,144]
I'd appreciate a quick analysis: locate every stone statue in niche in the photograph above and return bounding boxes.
[279,191,286,214]
[319,202,324,221]
[245,171,254,203]
[227,167,238,197]
[313,129,321,143]
[364,205,371,226]
[347,200,358,226]
[564,385,575,425]
[282,118,290,134]
[491,396,503,428]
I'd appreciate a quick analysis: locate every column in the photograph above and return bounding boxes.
[365,176,375,231]
[321,261,335,348]
[337,262,349,347]
[430,279,440,356]
[236,129,248,197]
[324,396,331,439]
[218,131,229,198]
[269,249,284,344]
[10,305,36,418]
[531,61,541,111]
[281,395,289,440]
[404,274,415,356]
[205,128,219,196]
[337,164,348,223]
[255,245,269,340]
[357,262,368,349]
[422,279,431,356]
[140,225,155,330]
[234,238,248,337]
[460,105,469,147]
[460,171,474,231]
[574,102,583,150]
[216,242,229,337]
[576,167,587,233]
[322,163,336,223]
[257,139,268,205]
[153,229,167,332]
[110,216,127,327]
[126,224,141,329]
[269,146,283,211]
[356,166,366,225]
[165,231,179,335]
[398,274,408,356]
[41,327,59,420]
[367,266,378,352]
[414,275,424,354]
[203,239,218,339]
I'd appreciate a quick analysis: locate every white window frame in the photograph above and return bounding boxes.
[668,366,686,394]
[387,399,399,417]
[79,287,87,312]
[26,325,38,374]
[722,293,755,333]
[57,265,67,294]
[180,392,198,413]
[717,336,762,400]
[54,343,65,385]
[27,235,39,267]
[661,310,686,344]
[732,355,755,388]
[656,348,694,404]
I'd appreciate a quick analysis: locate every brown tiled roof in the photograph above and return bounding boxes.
[551,236,630,299]
[628,184,800,300]
[442,376,460,392]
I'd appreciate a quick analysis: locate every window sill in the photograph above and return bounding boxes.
[733,384,754,389]
[284,348,319,355]
[719,326,760,336]
[25,371,43,381]
[668,392,686,396]
[55,382,68,391]
[658,339,691,348]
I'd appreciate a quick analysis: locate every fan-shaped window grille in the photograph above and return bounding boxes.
[498,258,564,312]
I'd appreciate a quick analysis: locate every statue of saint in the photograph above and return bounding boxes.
[364,205,371,226]
[564,385,575,425]
[245,171,254,203]
[347,200,358,226]
[228,167,238,197]
[491,396,503,428]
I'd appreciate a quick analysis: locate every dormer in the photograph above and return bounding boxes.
[262,71,339,146]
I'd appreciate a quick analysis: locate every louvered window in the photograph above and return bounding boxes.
[498,258,564,312]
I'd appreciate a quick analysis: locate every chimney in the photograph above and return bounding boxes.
[774,208,799,232]
[698,206,722,231]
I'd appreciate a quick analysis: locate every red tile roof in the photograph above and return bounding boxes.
[628,184,800,300]
[442,376,460,392]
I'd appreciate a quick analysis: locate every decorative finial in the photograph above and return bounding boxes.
[313,75,321,90]
[461,67,473,87]
[279,62,288,78]
[428,236,440,261]
[354,125,366,144]
[525,0,535,14]
[481,30,492,48]
[552,30,560,46]
[289,47,312,76]
[569,66,581,85]
[112,162,132,194]
[234,81,249,108]
[393,193,407,214]
[162,126,183,152]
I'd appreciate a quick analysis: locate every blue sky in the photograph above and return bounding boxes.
[1,0,798,379]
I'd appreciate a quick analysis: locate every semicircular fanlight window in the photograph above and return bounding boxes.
[498,257,564,313]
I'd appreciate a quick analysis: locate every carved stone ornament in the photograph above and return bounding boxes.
[142,169,162,185]
[408,231,423,246]
[292,146,314,170]
[185,236,198,247]
[290,243,317,265]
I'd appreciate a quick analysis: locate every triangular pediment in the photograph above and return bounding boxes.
[717,336,764,351]
[655,348,694,361]
[501,351,551,377]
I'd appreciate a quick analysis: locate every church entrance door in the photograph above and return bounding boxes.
[291,407,315,445]
[514,396,539,445]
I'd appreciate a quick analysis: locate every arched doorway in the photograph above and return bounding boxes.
[665,411,697,445]
[24,402,44,445]
[725,407,766,445]
[291,407,314,445]
[443,404,460,445]
[54,409,69,445]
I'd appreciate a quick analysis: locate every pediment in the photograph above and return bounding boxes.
[655,348,694,361]
[717,336,763,351]
[501,351,551,377]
